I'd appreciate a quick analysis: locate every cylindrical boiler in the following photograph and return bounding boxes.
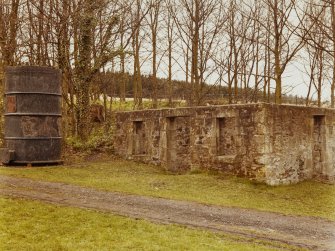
[1,66,62,165]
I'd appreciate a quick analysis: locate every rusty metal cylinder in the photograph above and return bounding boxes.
[3,66,62,164]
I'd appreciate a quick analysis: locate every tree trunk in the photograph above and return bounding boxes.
[76,0,95,140]
[0,0,19,66]
[331,0,335,108]
[274,55,282,104]
[152,30,158,108]
[273,0,282,104]
[191,1,200,105]
[168,34,173,107]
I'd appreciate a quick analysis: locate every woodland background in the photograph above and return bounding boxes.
[1,0,335,140]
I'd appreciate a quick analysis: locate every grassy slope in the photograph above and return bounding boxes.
[0,159,334,220]
[0,197,288,251]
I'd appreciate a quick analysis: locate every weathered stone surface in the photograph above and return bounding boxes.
[113,103,335,185]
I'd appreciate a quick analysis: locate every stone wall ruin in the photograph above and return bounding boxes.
[113,103,335,185]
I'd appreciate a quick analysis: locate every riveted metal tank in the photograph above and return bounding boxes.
[1,66,62,165]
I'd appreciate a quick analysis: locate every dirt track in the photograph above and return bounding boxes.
[1,175,334,250]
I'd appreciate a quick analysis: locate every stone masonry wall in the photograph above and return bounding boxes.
[260,104,335,185]
[113,103,335,185]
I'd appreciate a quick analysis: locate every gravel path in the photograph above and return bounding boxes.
[1,175,334,250]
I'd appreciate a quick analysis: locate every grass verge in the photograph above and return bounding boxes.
[0,197,292,251]
[0,159,334,220]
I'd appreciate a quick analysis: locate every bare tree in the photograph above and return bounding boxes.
[302,0,335,107]
[173,0,226,105]
[165,0,175,106]
[147,0,161,108]
[258,0,305,104]
[214,0,259,103]
[131,0,150,109]
[0,0,20,66]
[302,1,329,107]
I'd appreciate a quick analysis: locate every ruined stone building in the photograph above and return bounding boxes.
[113,103,335,185]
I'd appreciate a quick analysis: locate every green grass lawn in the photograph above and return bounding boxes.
[0,197,290,251]
[0,159,334,220]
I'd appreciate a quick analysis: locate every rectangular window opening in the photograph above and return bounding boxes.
[216,117,236,156]
[217,118,226,156]
[133,121,146,155]
[313,115,325,127]
[313,115,325,172]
